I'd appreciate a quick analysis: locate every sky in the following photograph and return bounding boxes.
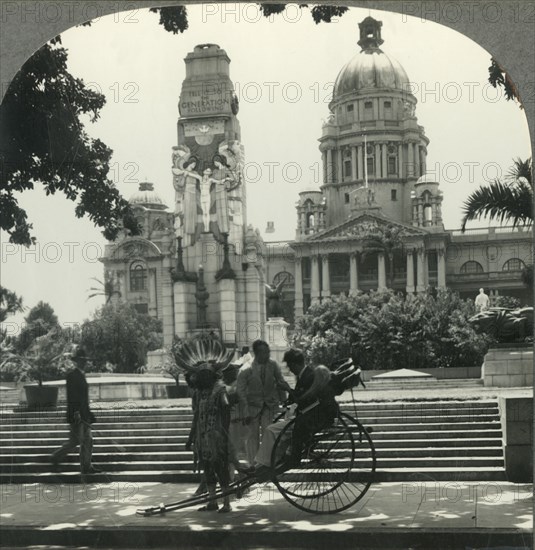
[0,3,532,332]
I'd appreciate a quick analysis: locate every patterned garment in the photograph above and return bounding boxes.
[194,381,229,468]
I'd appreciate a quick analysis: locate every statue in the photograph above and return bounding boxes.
[469,307,533,343]
[474,288,490,312]
[172,147,203,246]
[265,276,288,318]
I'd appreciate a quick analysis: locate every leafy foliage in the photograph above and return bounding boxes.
[0,39,141,245]
[87,272,121,304]
[492,295,521,309]
[0,286,25,323]
[361,223,406,286]
[149,6,189,33]
[0,325,74,385]
[15,301,59,354]
[461,158,532,231]
[488,58,521,106]
[79,302,162,373]
[292,290,492,371]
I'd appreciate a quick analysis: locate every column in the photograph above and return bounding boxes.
[117,270,127,301]
[327,149,333,183]
[382,143,388,179]
[407,141,414,177]
[161,257,174,346]
[310,256,320,305]
[375,143,381,177]
[349,253,359,294]
[294,258,304,318]
[357,145,364,180]
[416,248,426,292]
[414,143,421,178]
[337,149,343,183]
[218,279,237,344]
[148,268,157,316]
[420,147,426,175]
[377,253,386,290]
[351,146,357,180]
[398,143,404,179]
[406,251,415,293]
[321,255,331,299]
[322,150,327,183]
[437,249,446,289]
[173,281,190,337]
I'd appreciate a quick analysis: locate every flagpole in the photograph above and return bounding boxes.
[363,133,368,188]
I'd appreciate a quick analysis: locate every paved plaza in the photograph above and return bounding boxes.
[0,481,532,548]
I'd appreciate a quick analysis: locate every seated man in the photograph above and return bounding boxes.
[253,348,338,476]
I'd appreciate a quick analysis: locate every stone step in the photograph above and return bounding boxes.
[0,413,501,431]
[0,446,505,465]
[0,437,505,456]
[0,419,502,436]
[1,399,499,416]
[0,430,504,449]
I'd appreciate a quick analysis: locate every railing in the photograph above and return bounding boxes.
[449,225,531,236]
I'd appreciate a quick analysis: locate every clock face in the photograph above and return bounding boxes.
[231,92,239,115]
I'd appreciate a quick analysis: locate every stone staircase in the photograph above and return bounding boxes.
[0,399,506,483]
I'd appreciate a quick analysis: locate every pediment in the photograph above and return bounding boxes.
[306,213,429,241]
[110,237,163,260]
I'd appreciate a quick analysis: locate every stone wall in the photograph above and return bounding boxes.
[482,346,533,387]
[499,396,533,482]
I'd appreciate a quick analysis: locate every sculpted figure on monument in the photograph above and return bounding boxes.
[265,276,288,318]
[172,146,203,246]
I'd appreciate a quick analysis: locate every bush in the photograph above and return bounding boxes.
[292,289,492,371]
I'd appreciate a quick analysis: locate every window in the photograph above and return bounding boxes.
[344,193,350,204]
[133,303,149,315]
[346,104,354,112]
[366,156,374,176]
[503,258,525,271]
[424,205,433,222]
[388,156,397,175]
[391,189,397,201]
[130,262,147,291]
[384,100,392,118]
[344,160,352,178]
[460,261,484,274]
[364,101,373,121]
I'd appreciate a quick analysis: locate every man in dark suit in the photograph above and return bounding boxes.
[253,348,338,471]
[50,346,100,474]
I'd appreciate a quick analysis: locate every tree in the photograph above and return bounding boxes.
[87,272,121,304]
[0,325,73,385]
[292,290,491,370]
[0,37,141,246]
[15,301,60,353]
[460,158,533,231]
[488,58,522,107]
[80,302,162,373]
[0,286,25,323]
[361,223,405,287]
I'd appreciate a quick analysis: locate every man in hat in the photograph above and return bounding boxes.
[50,346,100,475]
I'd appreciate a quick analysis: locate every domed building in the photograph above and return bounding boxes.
[101,19,532,347]
[263,16,532,320]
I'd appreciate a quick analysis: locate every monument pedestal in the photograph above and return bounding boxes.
[145,349,173,374]
[265,317,290,372]
[482,345,533,387]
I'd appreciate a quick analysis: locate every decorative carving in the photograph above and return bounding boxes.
[470,307,533,343]
[265,275,288,318]
[195,266,210,328]
[215,233,236,281]
[170,237,197,283]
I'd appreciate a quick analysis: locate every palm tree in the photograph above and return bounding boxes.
[361,223,405,288]
[87,272,121,304]
[460,158,533,231]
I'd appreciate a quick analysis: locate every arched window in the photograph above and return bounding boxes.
[130,262,147,291]
[503,258,525,271]
[306,213,315,229]
[460,261,484,274]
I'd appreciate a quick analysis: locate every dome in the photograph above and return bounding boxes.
[332,17,410,101]
[128,182,168,210]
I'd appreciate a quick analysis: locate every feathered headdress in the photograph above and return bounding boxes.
[172,333,235,373]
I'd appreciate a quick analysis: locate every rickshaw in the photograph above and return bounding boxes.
[137,340,376,516]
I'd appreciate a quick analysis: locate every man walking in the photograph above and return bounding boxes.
[236,340,287,466]
[50,346,100,475]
